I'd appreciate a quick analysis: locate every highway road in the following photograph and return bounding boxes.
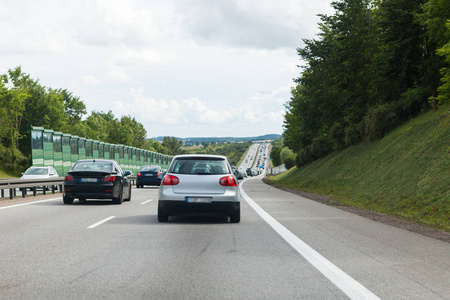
[1,147,449,299]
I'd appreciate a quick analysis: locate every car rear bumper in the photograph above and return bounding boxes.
[64,183,116,199]
[136,178,162,186]
[158,200,240,216]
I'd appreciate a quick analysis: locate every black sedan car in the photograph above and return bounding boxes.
[136,165,163,188]
[63,159,131,204]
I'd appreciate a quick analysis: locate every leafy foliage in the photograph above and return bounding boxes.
[0,66,179,169]
[283,0,450,166]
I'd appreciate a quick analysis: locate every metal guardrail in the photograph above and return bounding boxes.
[0,177,65,199]
[0,176,138,199]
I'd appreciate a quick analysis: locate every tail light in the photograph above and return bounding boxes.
[157,172,161,177]
[137,172,141,177]
[219,175,237,187]
[162,175,179,185]
[104,175,116,182]
[64,175,74,181]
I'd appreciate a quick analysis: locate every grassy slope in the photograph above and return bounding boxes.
[269,105,450,232]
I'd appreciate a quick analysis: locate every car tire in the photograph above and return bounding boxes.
[124,185,132,201]
[230,207,240,223]
[112,187,123,204]
[158,206,169,222]
[63,196,74,204]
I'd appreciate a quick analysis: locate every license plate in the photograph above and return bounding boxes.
[81,178,97,183]
[145,174,154,176]
[186,197,212,203]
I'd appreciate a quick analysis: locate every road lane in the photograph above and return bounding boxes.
[0,186,348,299]
[242,177,450,299]
[0,176,449,299]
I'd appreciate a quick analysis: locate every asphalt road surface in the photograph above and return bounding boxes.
[1,176,449,299]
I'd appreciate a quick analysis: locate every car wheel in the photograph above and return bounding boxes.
[63,196,74,204]
[112,188,123,204]
[124,186,132,201]
[158,206,169,222]
[230,207,240,223]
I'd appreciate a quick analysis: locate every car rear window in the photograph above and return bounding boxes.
[169,158,228,175]
[24,168,48,175]
[72,162,113,171]
[140,166,159,172]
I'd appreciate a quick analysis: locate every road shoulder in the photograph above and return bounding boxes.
[262,177,450,243]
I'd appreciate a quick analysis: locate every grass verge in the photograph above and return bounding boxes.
[268,105,450,232]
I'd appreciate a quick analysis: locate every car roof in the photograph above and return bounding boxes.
[173,154,227,160]
[74,159,117,163]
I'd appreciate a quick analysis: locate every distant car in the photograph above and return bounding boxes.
[20,166,60,191]
[21,166,59,179]
[124,170,134,176]
[63,159,131,204]
[158,154,240,223]
[136,165,163,188]
[235,170,244,180]
[246,168,253,177]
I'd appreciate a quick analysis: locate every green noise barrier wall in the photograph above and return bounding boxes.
[31,126,174,175]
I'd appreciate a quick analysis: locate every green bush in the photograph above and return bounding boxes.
[284,156,296,169]
[310,135,333,159]
[280,147,296,169]
[345,122,364,146]
[296,146,314,167]
[270,145,282,166]
[0,144,28,172]
[364,103,399,141]
[331,122,345,150]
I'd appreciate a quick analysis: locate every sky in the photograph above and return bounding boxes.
[0,0,334,138]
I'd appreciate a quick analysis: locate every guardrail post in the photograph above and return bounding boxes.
[1,189,3,198]
[32,187,37,196]
[9,188,13,199]
[43,186,46,195]
[21,188,26,198]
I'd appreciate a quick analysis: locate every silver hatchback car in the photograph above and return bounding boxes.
[158,154,240,223]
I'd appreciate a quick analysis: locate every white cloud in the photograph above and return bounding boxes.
[106,69,131,83]
[110,86,287,137]
[0,0,334,137]
[83,75,102,86]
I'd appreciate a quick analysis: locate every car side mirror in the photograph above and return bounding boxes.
[124,170,132,176]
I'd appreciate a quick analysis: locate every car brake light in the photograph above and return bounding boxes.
[104,175,116,182]
[157,172,161,177]
[64,175,74,181]
[137,172,141,177]
[219,175,237,187]
[162,175,179,185]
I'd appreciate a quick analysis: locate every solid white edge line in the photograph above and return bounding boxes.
[240,181,380,300]
[87,216,115,229]
[0,197,62,210]
[141,199,153,205]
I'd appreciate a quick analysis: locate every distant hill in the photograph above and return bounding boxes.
[152,134,281,144]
